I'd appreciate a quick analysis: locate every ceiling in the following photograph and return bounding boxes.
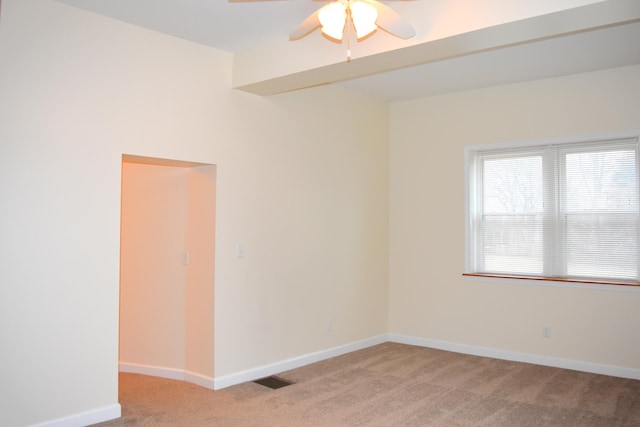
[53,0,640,102]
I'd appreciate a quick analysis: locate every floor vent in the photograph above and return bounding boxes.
[253,376,294,389]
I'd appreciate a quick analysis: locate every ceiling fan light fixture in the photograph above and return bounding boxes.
[288,0,415,57]
[350,1,378,39]
[319,2,347,40]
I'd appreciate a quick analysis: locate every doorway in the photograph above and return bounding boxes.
[119,155,216,387]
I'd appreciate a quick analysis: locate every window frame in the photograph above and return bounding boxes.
[464,132,640,288]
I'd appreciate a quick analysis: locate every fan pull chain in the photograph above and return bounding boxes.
[346,5,352,62]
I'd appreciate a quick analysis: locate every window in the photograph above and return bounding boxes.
[465,135,640,285]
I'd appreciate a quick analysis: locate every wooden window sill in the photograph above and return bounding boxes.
[462,273,640,288]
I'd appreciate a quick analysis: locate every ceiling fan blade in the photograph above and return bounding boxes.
[289,9,322,40]
[367,0,416,39]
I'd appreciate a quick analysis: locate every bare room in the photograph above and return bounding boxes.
[1,0,639,425]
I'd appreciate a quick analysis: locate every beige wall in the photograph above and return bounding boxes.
[120,161,216,379]
[389,64,640,369]
[0,0,389,425]
[3,0,636,425]
[120,163,188,371]
[185,165,216,378]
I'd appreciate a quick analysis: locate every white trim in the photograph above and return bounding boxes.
[28,404,121,427]
[184,370,216,389]
[122,332,640,394]
[119,335,387,391]
[464,130,640,284]
[464,130,640,153]
[389,333,640,381]
[118,362,216,389]
[35,333,640,426]
[119,361,185,381]
[213,334,388,390]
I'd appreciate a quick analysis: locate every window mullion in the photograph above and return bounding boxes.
[636,145,640,281]
[475,155,484,272]
[543,147,561,278]
[466,134,640,286]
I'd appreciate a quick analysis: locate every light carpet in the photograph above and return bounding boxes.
[95,342,640,426]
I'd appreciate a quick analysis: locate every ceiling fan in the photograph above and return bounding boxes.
[230,0,416,43]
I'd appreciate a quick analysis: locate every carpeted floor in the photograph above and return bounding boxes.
[95,342,640,426]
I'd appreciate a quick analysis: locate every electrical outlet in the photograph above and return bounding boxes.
[326,320,333,332]
[543,326,551,338]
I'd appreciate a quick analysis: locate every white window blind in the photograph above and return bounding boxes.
[468,137,640,284]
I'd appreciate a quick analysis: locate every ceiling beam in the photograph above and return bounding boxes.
[232,0,640,97]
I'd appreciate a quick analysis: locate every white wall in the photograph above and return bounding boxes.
[0,0,389,425]
[389,65,640,370]
[120,163,188,371]
[120,161,216,379]
[120,162,187,371]
[8,1,636,426]
[185,165,216,379]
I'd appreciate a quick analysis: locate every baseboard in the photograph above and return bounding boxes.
[389,333,640,381]
[29,404,121,427]
[119,362,216,390]
[34,333,640,426]
[119,361,185,381]
[213,334,388,390]
[120,333,639,393]
[184,370,216,389]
